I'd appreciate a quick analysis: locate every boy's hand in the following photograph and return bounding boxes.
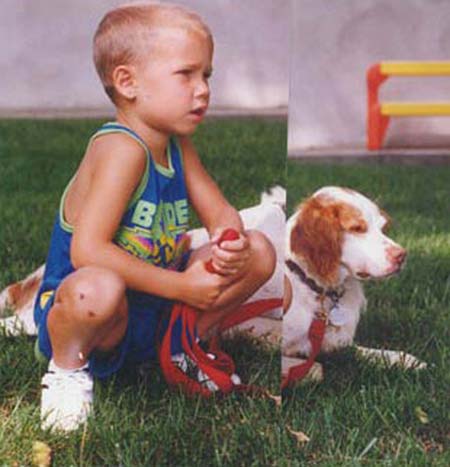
[180,260,234,310]
[210,228,250,277]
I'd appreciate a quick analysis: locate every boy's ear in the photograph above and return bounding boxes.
[112,65,138,100]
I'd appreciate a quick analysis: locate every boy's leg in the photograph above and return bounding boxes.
[40,266,128,432]
[47,266,128,368]
[188,230,276,337]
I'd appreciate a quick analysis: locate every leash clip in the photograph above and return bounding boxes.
[316,296,329,324]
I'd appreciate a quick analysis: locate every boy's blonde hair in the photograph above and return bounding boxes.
[93,2,213,102]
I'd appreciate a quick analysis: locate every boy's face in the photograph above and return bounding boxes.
[134,27,213,136]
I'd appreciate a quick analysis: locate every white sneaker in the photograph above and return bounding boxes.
[171,352,241,392]
[41,362,93,432]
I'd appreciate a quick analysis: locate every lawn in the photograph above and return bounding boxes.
[283,160,450,465]
[1,119,449,465]
[0,118,285,466]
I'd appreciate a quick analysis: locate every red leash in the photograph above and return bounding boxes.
[208,297,283,397]
[159,228,282,397]
[218,298,283,332]
[281,309,327,389]
[208,298,283,363]
[160,302,235,397]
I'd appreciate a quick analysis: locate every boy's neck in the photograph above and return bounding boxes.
[115,111,170,168]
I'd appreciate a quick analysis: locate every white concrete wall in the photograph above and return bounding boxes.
[289,0,450,153]
[0,0,288,115]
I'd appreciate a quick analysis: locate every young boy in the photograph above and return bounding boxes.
[35,2,276,433]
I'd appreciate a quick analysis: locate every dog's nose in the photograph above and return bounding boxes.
[392,247,407,266]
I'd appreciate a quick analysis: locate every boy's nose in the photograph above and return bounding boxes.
[195,79,210,98]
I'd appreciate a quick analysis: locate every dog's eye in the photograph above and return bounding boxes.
[349,223,367,233]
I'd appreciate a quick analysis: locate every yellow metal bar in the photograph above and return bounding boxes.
[380,61,450,76]
[381,102,450,116]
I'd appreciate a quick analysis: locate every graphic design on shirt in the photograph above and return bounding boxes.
[115,197,189,266]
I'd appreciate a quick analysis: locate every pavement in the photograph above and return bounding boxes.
[289,146,450,165]
[0,106,288,120]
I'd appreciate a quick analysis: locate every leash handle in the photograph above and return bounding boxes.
[205,228,240,273]
[160,228,241,396]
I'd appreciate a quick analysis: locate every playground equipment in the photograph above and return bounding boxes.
[367,61,450,150]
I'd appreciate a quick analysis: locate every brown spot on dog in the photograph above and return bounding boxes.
[338,203,367,234]
[7,283,22,307]
[87,310,95,318]
[290,197,342,286]
[13,270,45,310]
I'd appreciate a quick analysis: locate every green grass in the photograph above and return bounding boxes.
[1,120,449,465]
[0,118,285,466]
[283,160,450,465]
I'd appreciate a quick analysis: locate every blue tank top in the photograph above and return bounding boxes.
[35,122,190,320]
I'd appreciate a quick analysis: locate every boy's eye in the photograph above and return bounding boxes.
[177,69,192,76]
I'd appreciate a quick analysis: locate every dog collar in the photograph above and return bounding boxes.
[285,259,344,305]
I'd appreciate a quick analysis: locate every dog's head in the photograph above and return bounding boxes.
[287,187,407,287]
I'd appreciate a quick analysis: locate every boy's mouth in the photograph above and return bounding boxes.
[190,106,207,118]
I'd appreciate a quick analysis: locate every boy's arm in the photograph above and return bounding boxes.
[180,137,250,276]
[71,134,231,309]
[180,136,243,235]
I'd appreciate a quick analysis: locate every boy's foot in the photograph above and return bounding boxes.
[41,362,93,432]
[171,352,241,392]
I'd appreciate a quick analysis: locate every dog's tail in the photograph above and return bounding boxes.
[260,185,286,211]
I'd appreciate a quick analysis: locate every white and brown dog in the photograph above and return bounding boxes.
[0,186,426,383]
[282,186,426,383]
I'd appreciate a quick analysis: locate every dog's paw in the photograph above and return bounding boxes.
[355,345,427,370]
[0,315,38,336]
[281,356,324,384]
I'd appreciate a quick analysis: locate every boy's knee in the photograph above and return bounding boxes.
[56,266,126,324]
[247,230,276,282]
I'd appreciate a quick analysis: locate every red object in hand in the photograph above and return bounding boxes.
[205,228,240,273]
[217,228,240,244]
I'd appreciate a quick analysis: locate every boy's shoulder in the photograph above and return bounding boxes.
[79,131,148,191]
[87,131,148,168]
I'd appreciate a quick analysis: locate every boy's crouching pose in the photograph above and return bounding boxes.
[35,2,275,433]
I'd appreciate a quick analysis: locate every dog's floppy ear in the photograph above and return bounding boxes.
[290,196,343,286]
